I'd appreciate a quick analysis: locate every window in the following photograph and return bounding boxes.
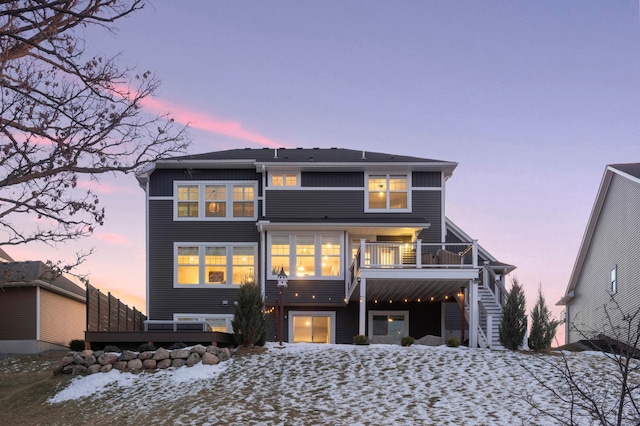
[269,234,343,279]
[175,243,256,287]
[175,181,257,220]
[270,173,298,187]
[610,265,617,294]
[366,173,410,211]
[368,311,409,344]
[289,311,336,344]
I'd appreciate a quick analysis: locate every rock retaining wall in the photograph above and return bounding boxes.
[54,345,232,377]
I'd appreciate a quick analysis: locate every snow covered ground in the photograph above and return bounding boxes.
[47,343,638,425]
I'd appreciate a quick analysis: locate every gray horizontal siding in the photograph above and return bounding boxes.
[413,172,441,187]
[147,200,260,320]
[414,191,442,243]
[149,169,261,197]
[266,190,366,218]
[264,280,345,306]
[568,173,640,343]
[301,172,363,187]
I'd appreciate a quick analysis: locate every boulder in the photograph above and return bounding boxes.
[87,364,102,375]
[93,350,105,358]
[170,349,190,359]
[138,351,154,361]
[73,354,85,365]
[127,359,143,371]
[84,355,97,367]
[62,364,75,375]
[191,344,206,356]
[113,361,127,371]
[157,359,172,369]
[98,353,118,366]
[186,353,201,367]
[100,364,113,373]
[119,350,137,361]
[60,355,75,367]
[79,349,94,358]
[143,359,157,369]
[414,335,444,347]
[71,365,87,377]
[152,347,170,360]
[171,358,186,368]
[217,348,230,362]
[202,352,219,365]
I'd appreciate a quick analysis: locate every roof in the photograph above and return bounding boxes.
[0,261,86,301]
[137,148,458,186]
[558,163,640,305]
[0,247,14,263]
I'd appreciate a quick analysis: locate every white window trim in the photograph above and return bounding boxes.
[174,314,234,333]
[368,310,410,341]
[174,242,257,288]
[288,311,336,344]
[364,172,412,213]
[173,180,258,221]
[267,233,344,280]
[269,172,300,188]
[609,265,617,295]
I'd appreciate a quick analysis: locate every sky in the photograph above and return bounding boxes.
[9,1,640,342]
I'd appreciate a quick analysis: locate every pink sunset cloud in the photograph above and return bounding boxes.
[95,232,131,246]
[112,84,286,148]
[77,180,125,195]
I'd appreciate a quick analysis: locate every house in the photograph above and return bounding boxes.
[136,147,515,347]
[0,258,86,353]
[558,163,640,345]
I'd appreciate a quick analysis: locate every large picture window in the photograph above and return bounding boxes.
[366,173,410,212]
[175,243,256,287]
[174,181,257,220]
[269,234,343,279]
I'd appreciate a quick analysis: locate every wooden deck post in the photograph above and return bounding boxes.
[469,279,478,348]
[359,277,366,336]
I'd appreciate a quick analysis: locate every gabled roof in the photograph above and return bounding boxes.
[558,163,640,305]
[0,261,86,301]
[137,148,458,187]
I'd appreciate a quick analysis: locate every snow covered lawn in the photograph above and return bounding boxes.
[47,343,638,425]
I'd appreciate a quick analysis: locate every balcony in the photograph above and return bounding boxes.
[348,240,480,302]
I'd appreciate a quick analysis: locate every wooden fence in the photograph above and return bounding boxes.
[86,283,146,332]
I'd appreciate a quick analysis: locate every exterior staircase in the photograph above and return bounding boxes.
[478,285,503,349]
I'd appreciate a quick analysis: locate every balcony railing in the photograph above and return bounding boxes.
[350,240,478,284]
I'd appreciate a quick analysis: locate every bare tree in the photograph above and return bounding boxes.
[0,1,189,250]
[522,297,640,425]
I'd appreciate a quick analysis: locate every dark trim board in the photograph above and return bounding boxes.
[84,331,234,350]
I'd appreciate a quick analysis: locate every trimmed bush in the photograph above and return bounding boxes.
[401,336,415,347]
[69,339,85,352]
[103,344,121,353]
[353,335,370,345]
[445,337,460,347]
[138,342,156,352]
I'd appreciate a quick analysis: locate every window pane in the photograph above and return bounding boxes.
[389,192,407,209]
[296,236,315,276]
[372,315,388,335]
[389,175,407,191]
[312,316,330,343]
[177,185,199,201]
[205,246,226,284]
[271,236,290,275]
[271,175,284,186]
[178,247,199,264]
[284,175,297,186]
[322,236,340,276]
[368,175,387,209]
[293,316,313,343]
[205,185,226,217]
[233,185,254,217]
[177,185,199,217]
[177,266,199,284]
[233,247,255,284]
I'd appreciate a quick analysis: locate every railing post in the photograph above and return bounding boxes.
[359,277,367,336]
[360,239,366,268]
[416,239,422,268]
[472,239,478,268]
[487,315,493,349]
[469,279,478,348]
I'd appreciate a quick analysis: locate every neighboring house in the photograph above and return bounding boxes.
[559,163,640,345]
[0,259,86,353]
[137,148,514,347]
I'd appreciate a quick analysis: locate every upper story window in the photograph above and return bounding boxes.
[174,181,257,220]
[175,243,256,287]
[365,173,410,212]
[269,233,343,279]
[610,265,617,295]
[270,173,299,187]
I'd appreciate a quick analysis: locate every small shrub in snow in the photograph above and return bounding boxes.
[103,345,120,353]
[169,342,187,350]
[401,336,415,346]
[138,343,156,352]
[69,339,84,352]
[445,337,460,347]
[232,283,268,347]
[353,335,370,345]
